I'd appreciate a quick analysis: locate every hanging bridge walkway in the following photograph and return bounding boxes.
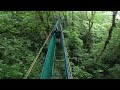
[23,19,73,79]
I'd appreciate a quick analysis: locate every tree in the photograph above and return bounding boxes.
[97,11,118,60]
[83,11,96,53]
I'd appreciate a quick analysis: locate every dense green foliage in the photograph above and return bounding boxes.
[0,11,120,79]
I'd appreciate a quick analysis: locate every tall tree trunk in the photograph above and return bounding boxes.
[83,11,95,53]
[72,11,74,31]
[103,11,118,51]
[62,11,67,26]
[97,11,118,60]
[37,11,44,22]
[59,11,61,20]
[47,13,50,35]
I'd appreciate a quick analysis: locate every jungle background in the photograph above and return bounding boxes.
[0,11,120,79]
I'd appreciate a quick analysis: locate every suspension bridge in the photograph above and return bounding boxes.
[23,19,73,79]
